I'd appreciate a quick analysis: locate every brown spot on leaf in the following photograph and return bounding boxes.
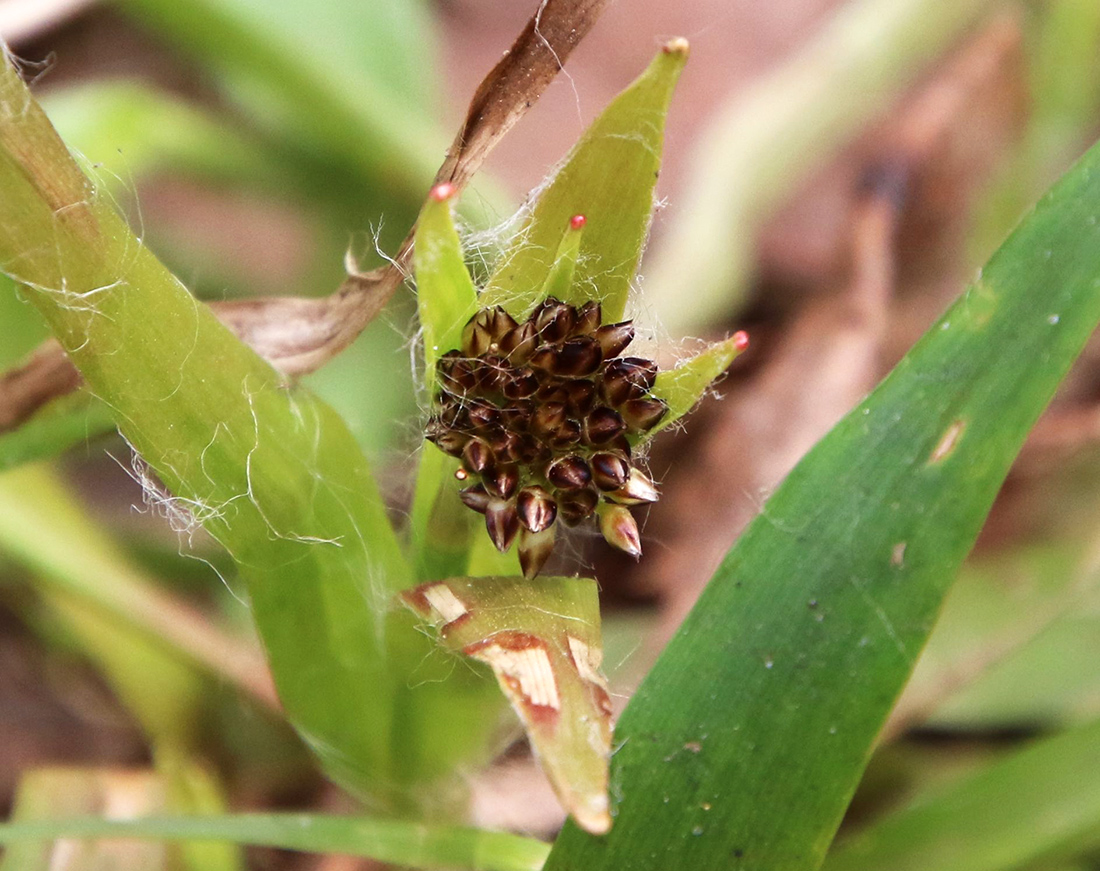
[929,419,966,463]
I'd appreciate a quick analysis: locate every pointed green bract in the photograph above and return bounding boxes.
[402,576,612,835]
[481,41,688,321]
[545,137,1100,868]
[538,217,585,303]
[647,333,749,438]
[414,188,480,379]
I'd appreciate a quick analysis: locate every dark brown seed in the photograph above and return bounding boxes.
[574,301,602,336]
[485,429,522,462]
[489,307,518,340]
[484,465,520,500]
[518,526,556,579]
[462,318,494,357]
[499,321,538,363]
[584,407,625,445]
[621,397,668,432]
[595,321,635,358]
[502,368,538,399]
[499,401,533,430]
[602,357,658,405]
[467,401,501,429]
[564,379,596,415]
[425,423,467,457]
[459,484,492,514]
[548,418,582,449]
[476,355,509,393]
[485,499,520,552]
[536,382,569,404]
[462,438,493,473]
[558,488,599,525]
[547,455,592,490]
[517,486,557,533]
[591,452,630,490]
[532,401,567,436]
[439,353,478,394]
[553,337,603,377]
[529,345,558,371]
[535,300,575,341]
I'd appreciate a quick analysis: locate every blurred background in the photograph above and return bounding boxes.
[2,0,1100,867]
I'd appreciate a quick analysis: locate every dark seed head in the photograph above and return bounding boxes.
[518,525,556,578]
[467,401,501,430]
[485,499,520,552]
[564,379,596,415]
[591,452,630,490]
[502,368,539,400]
[558,488,599,525]
[459,484,492,514]
[547,455,592,490]
[462,318,494,357]
[621,397,668,432]
[499,321,539,364]
[484,429,522,463]
[548,418,582,449]
[489,307,518,340]
[553,337,603,377]
[532,401,568,437]
[462,438,493,473]
[517,486,557,533]
[584,407,626,445]
[610,467,659,504]
[484,465,520,500]
[574,301,602,336]
[535,299,575,341]
[602,357,658,405]
[425,419,468,456]
[595,321,635,358]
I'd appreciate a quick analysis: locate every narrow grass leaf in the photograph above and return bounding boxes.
[0,813,550,871]
[545,137,1100,868]
[481,41,688,321]
[0,58,491,812]
[823,718,1100,871]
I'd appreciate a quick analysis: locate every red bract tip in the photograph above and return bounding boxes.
[430,182,456,202]
[733,330,750,352]
[570,214,587,230]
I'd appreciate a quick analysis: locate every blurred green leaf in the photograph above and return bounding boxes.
[482,42,687,322]
[115,0,444,208]
[545,135,1100,867]
[1,769,174,871]
[0,812,550,871]
[644,0,999,334]
[0,56,493,814]
[0,393,116,472]
[824,718,1100,871]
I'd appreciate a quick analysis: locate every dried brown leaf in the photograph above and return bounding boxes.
[0,0,609,430]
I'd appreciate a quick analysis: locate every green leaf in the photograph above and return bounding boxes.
[544,136,1100,866]
[481,41,688,321]
[647,332,749,437]
[0,56,491,813]
[823,718,1100,871]
[0,393,116,472]
[402,576,612,834]
[0,813,550,871]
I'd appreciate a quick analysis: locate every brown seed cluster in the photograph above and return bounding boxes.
[425,298,666,578]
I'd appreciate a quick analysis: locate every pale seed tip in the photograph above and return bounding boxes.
[430,182,456,202]
[733,330,749,352]
[570,214,587,230]
[663,37,690,57]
